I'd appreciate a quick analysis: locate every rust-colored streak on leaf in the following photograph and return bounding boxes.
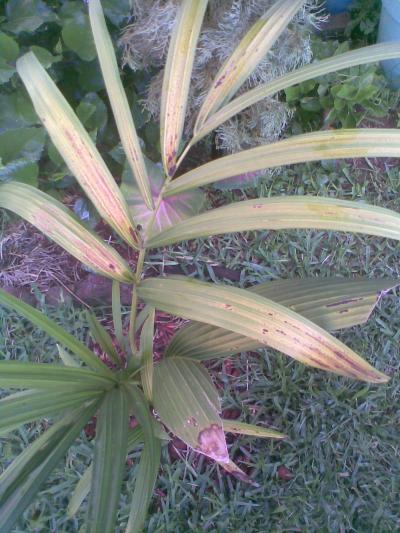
[326,298,363,308]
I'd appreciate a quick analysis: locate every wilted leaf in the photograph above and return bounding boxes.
[16,52,138,248]
[139,277,388,383]
[153,357,229,463]
[146,196,400,249]
[167,129,400,194]
[193,42,400,142]
[160,0,208,176]
[194,0,305,130]
[0,182,134,283]
[167,277,399,360]
[121,156,205,235]
[89,0,153,209]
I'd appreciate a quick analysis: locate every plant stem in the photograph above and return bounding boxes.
[112,280,124,348]
[128,286,138,362]
[127,172,173,368]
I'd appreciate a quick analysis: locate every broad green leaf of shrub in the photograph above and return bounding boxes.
[0,58,15,84]
[4,0,57,34]
[0,127,45,163]
[101,0,131,26]
[60,2,97,62]
[76,92,108,134]
[29,45,61,69]
[0,92,37,130]
[0,31,19,62]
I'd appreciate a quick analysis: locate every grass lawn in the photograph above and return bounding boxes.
[1,155,399,532]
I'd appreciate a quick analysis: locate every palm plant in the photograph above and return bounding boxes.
[1,0,400,531]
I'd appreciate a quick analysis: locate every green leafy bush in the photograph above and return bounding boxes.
[286,39,394,131]
[0,0,152,196]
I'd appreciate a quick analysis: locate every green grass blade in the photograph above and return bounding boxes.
[0,361,115,391]
[194,42,400,142]
[0,286,115,376]
[67,426,144,518]
[166,277,399,360]
[138,277,389,383]
[222,419,286,440]
[194,0,305,131]
[0,389,102,436]
[16,51,138,248]
[160,0,208,175]
[87,388,129,533]
[146,196,400,248]
[167,129,400,195]
[88,0,153,209]
[0,399,101,533]
[86,311,121,367]
[0,182,134,283]
[140,307,155,402]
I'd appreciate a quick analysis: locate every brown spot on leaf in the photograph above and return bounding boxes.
[197,424,228,462]
[186,416,198,427]
[224,304,233,310]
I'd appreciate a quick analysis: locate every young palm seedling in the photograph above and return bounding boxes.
[1,1,400,531]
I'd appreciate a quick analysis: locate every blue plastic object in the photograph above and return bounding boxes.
[325,0,353,14]
[378,0,400,88]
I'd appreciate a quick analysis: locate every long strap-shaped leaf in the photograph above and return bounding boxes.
[86,311,121,366]
[161,0,208,176]
[0,286,116,376]
[0,400,100,533]
[125,435,161,533]
[167,129,400,195]
[194,0,305,131]
[166,277,399,360]
[124,384,160,533]
[87,388,129,533]
[16,52,138,248]
[0,388,103,436]
[88,0,153,209]
[152,358,227,459]
[222,419,286,440]
[140,307,155,402]
[0,182,133,283]
[146,196,400,248]
[67,425,145,518]
[0,361,115,391]
[138,277,388,383]
[193,42,400,142]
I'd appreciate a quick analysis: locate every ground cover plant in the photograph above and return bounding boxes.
[0,0,154,205]
[0,0,400,531]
